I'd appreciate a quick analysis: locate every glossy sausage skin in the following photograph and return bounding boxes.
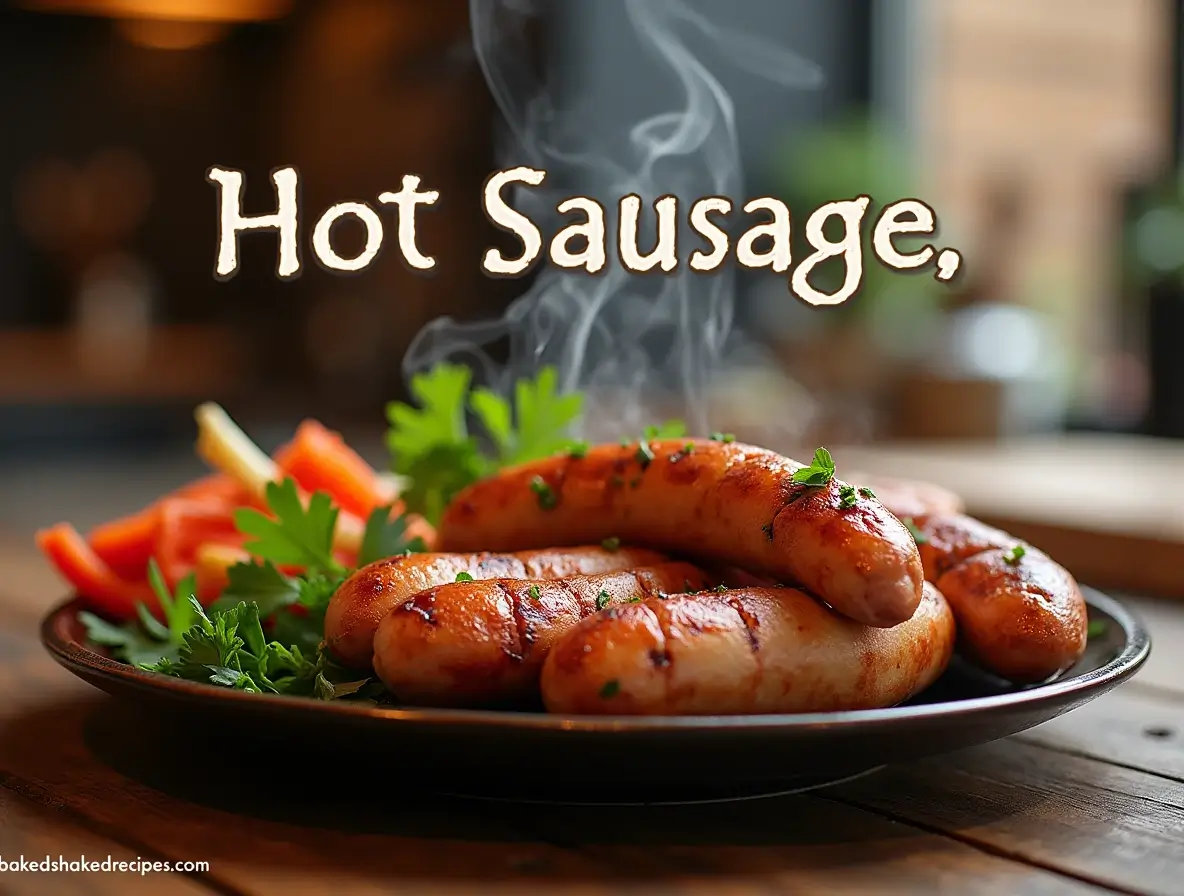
[438,439,925,628]
[325,546,667,670]
[372,563,715,707]
[541,583,955,716]
[912,514,1088,683]
[849,473,965,520]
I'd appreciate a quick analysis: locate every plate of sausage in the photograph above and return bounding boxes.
[39,433,1150,805]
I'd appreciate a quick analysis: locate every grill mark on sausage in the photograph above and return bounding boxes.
[494,581,527,662]
[634,571,661,600]
[647,602,675,694]
[767,485,812,536]
[402,590,438,626]
[557,578,590,616]
[724,594,762,656]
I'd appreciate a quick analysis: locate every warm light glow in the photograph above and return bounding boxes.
[116,17,228,49]
[18,0,290,23]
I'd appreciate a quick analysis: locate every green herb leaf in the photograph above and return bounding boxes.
[644,420,687,440]
[212,560,301,619]
[1087,619,1107,639]
[902,517,928,545]
[358,504,427,567]
[234,479,342,573]
[635,441,655,467]
[530,475,558,509]
[599,679,621,699]
[710,432,735,443]
[601,536,621,552]
[790,447,836,486]
[386,363,473,472]
[504,367,585,465]
[455,571,474,582]
[79,611,180,668]
[595,589,612,610]
[1002,544,1027,566]
[567,440,590,459]
[528,585,541,600]
[838,484,859,509]
[858,486,876,499]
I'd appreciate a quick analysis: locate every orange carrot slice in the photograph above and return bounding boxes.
[36,523,154,620]
[275,420,397,519]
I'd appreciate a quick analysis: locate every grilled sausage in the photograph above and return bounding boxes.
[909,513,1088,683]
[847,473,965,520]
[540,582,955,715]
[438,439,925,628]
[372,563,715,707]
[326,546,668,670]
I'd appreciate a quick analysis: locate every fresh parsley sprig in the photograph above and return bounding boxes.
[83,475,428,702]
[385,364,585,525]
[234,479,343,574]
[790,447,836,486]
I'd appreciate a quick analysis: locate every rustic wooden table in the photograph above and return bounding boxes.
[1,528,1181,896]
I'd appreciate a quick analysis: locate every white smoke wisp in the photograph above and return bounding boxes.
[403,0,824,438]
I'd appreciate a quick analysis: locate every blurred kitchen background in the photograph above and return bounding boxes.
[2,0,1184,598]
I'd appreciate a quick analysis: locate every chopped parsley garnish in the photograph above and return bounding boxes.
[858,486,876,499]
[625,596,643,603]
[838,484,859,509]
[455,571,475,582]
[601,536,621,552]
[715,584,729,593]
[902,517,928,544]
[683,442,695,454]
[599,679,621,699]
[1002,544,1027,566]
[635,441,655,468]
[710,432,735,443]
[530,475,558,509]
[595,590,612,610]
[567,441,590,459]
[790,447,836,487]
[528,585,541,600]
[1087,619,1107,638]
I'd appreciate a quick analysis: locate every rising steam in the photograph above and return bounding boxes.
[404,0,824,436]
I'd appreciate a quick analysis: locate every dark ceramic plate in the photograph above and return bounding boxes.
[42,587,1149,805]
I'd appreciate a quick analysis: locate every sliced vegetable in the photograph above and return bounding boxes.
[275,419,399,520]
[36,523,153,620]
[154,498,243,588]
[87,505,161,579]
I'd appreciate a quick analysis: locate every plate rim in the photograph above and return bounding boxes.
[40,586,1151,733]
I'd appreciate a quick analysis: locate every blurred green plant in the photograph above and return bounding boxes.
[770,110,945,333]
[1122,173,1184,292]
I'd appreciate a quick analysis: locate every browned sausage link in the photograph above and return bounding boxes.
[846,473,966,521]
[540,583,955,716]
[325,546,668,670]
[934,547,1088,684]
[371,562,716,707]
[438,439,925,628]
[910,514,1087,682]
